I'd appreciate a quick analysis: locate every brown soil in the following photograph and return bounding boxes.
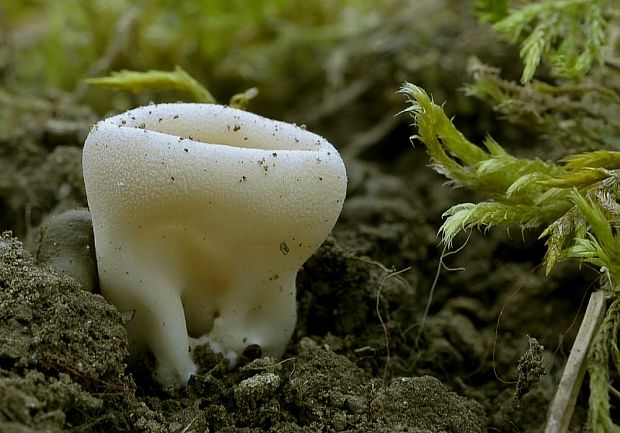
[0,96,593,432]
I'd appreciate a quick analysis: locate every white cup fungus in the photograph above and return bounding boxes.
[82,103,347,386]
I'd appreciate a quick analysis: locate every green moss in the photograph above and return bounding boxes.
[86,66,216,103]
[402,2,620,430]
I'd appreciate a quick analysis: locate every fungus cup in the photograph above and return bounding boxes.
[82,103,347,386]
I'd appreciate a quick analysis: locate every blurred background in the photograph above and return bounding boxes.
[0,0,515,238]
[3,4,611,431]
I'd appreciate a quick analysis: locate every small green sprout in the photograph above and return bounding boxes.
[86,66,259,109]
[86,65,217,103]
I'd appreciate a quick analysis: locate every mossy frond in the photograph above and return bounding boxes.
[466,60,620,152]
[562,151,620,171]
[588,298,620,432]
[440,201,562,248]
[568,192,620,280]
[490,0,607,83]
[474,0,509,24]
[86,66,217,103]
[402,83,620,277]
[405,82,620,429]
[404,2,619,429]
[540,168,613,188]
[400,83,566,199]
[540,205,585,273]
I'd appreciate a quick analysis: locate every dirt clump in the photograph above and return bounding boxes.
[0,232,134,432]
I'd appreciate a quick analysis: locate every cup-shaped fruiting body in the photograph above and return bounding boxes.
[82,104,346,386]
